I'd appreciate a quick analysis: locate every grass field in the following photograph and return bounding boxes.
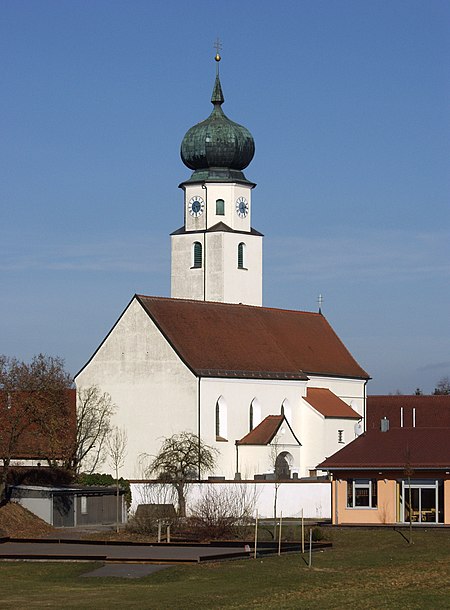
[1,528,449,609]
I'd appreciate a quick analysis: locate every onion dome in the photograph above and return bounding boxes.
[180,71,255,184]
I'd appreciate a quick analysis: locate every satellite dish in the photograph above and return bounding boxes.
[354,421,363,437]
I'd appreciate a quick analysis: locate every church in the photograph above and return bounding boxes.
[75,55,370,482]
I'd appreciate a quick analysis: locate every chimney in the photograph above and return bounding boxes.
[380,417,390,432]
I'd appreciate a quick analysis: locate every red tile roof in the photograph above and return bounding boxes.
[237,415,284,445]
[318,428,450,470]
[304,388,361,419]
[367,395,450,430]
[133,295,369,380]
[0,389,76,460]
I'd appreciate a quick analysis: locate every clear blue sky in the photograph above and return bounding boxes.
[1,0,449,394]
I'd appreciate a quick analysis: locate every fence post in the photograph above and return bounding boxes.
[278,511,283,556]
[301,508,304,554]
[308,528,312,568]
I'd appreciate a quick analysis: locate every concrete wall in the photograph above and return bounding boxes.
[131,480,331,520]
[11,490,53,524]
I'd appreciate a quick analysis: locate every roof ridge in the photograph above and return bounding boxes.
[136,294,321,316]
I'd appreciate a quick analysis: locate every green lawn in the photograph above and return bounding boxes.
[1,528,449,609]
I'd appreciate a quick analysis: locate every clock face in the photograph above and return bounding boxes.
[188,195,205,217]
[236,196,249,218]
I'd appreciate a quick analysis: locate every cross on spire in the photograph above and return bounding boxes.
[214,37,222,57]
[317,294,324,314]
[214,38,222,74]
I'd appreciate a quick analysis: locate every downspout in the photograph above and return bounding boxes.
[201,183,208,301]
[363,379,368,432]
[197,375,201,480]
[334,476,339,525]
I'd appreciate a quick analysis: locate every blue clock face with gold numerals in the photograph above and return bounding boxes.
[236,196,248,218]
[188,195,205,217]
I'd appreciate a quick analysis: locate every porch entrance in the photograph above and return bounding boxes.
[400,479,444,524]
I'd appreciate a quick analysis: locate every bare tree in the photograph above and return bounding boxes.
[72,386,115,474]
[190,483,259,540]
[0,354,73,502]
[142,432,217,517]
[107,426,128,532]
[433,376,450,395]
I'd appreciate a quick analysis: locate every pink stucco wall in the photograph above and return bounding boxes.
[332,474,450,526]
[333,478,397,525]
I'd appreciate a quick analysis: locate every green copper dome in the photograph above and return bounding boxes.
[180,74,255,184]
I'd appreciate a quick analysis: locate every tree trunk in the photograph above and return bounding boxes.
[176,484,186,517]
[0,458,11,505]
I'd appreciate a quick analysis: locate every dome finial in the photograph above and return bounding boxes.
[214,37,222,75]
[211,39,224,106]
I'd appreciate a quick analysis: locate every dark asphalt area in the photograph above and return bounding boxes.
[0,538,252,578]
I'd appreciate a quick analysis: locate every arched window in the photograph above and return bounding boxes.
[250,398,262,431]
[238,242,246,269]
[281,399,292,423]
[215,396,227,440]
[216,199,225,215]
[192,241,202,268]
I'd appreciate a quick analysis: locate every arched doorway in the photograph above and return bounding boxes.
[275,451,293,480]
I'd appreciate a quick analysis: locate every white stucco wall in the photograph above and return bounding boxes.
[131,481,331,520]
[183,182,253,233]
[200,377,307,478]
[75,298,198,479]
[171,226,262,305]
[171,180,262,305]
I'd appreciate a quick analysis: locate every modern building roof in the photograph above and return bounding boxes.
[132,295,369,381]
[318,428,450,471]
[366,395,450,430]
[0,389,76,460]
[304,388,361,419]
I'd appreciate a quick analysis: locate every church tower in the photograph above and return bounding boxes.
[171,54,263,306]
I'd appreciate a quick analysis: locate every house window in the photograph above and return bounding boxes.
[192,242,202,268]
[80,496,87,514]
[216,199,225,215]
[215,396,227,440]
[237,242,246,269]
[347,479,377,508]
[338,430,344,443]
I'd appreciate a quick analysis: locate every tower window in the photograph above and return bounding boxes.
[216,199,225,215]
[192,242,202,268]
[238,242,246,269]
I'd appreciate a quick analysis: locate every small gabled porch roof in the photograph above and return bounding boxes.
[236,415,301,446]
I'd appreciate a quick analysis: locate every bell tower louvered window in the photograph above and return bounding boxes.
[192,241,202,268]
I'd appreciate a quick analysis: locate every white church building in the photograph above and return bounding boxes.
[75,56,369,483]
